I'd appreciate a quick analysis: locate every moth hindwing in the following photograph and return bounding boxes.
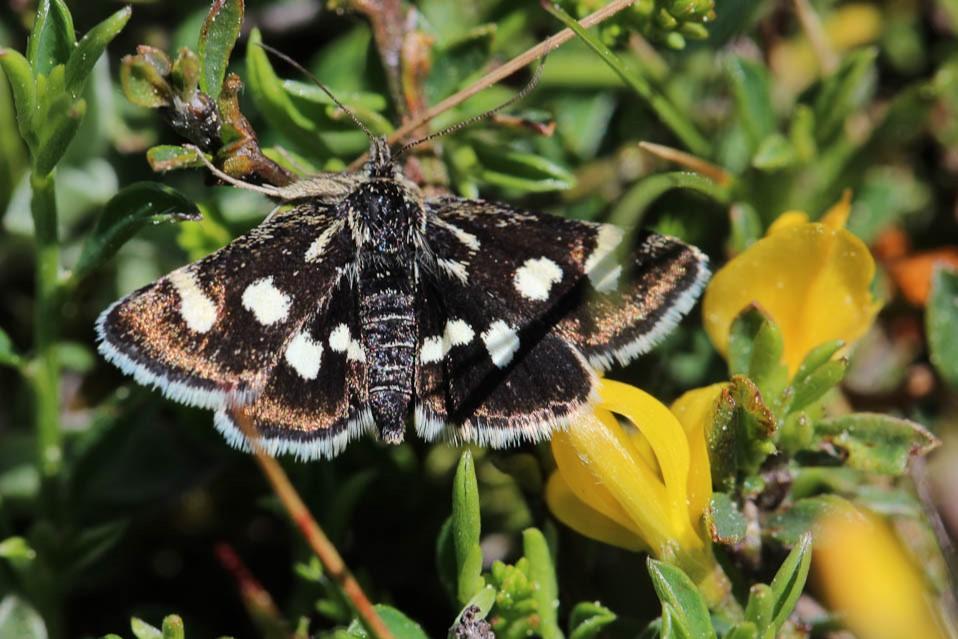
[97,137,709,460]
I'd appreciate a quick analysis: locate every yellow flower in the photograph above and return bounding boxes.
[703,193,880,376]
[546,379,724,588]
[814,505,949,639]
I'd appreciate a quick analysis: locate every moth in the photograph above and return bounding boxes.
[96,132,709,460]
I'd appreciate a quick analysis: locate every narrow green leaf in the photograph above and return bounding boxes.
[751,133,797,171]
[768,533,812,632]
[0,596,47,639]
[705,493,747,545]
[33,96,84,176]
[0,48,37,145]
[727,202,762,254]
[609,170,730,229]
[522,528,563,639]
[727,305,768,376]
[812,413,939,475]
[346,605,428,639]
[788,358,847,413]
[28,0,76,77]
[792,340,844,385]
[73,182,200,282]
[473,143,575,193]
[647,559,716,639]
[161,615,185,639]
[744,584,774,633]
[425,24,496,103]
[927,267,958,388]
[727,56,776,151]
[461,585,496,619]
[0,327,22,369]
[568,602,616,639]
[65,6,131,98]
[452,451,484,604]
[727,305,786,397]
[198,0,244,99]
[130,617,163,639]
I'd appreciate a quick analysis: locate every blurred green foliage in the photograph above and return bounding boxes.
[1,0,957,637]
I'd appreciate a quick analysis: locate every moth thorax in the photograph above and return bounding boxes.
[348,181,418,256]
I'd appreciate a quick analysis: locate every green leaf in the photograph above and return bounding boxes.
[728,202,762,254]
[452,451,484,604]
[0,596,47,639]
[73,182,200,282]
[751,133,797,171]
[436,517,458,600]
[0,48,37,144]
[609,170,730,229]
[246,28,329,159]
[0,536,36,563]
[813,48,877,144]
[461,585,496,619]
[346,605,428,639]
[705,493,747,545]
[131,617,162,639]
[33,94,84,176]
[927,267,958,388]
[723,622,758,639]
[743,584,773,633]
[568,602,616,639]
[146,145,207,172]
[727,56,775,152]
[198,0,244,99]
[522,528,563,639]
[727,305,786,397]
[120,48,173,108]
[161,615,185,639]
[768,533,812,632]
[473,142,575,193]
[28,0,76,77]
[792,340,844,385]
[788,357,846,413]
[64,6,131,98]
[647,559,716,639]
[0,327,21,369]
[767,495,850,545]
[707,376,777,490]
[425,24,495,103]
[812,413,939,475]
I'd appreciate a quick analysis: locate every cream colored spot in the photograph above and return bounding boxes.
[170,270,217,333]
[305,221,342,262]
[285,332,323,380]
[445,319,474,347]
[514,257,563,301]
[585,224,624,293]
[329,324,351,352]
[420,336,444,364]
[242,278,291,325]
[482,321,520,368]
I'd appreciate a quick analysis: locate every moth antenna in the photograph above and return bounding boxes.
[186,145,286,198]
[253,41,375,141]
[396,57,546,158]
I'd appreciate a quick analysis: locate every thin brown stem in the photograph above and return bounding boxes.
[348,0,637,170]
[638,141,733,185]
[231,408,395,639]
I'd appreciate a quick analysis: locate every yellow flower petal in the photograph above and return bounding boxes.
[670,384,723,524]
[767,211,809,236]
[552,410,674,552]
[703,219,880,375]
[598,380,696,546]
[815,506,948,639]
[820,189,852,230]
[544,471,648,552]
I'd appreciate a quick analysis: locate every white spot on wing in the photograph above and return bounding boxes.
[585,224,624,293]
[285,331,323,379]
[347,341,366,363]
[513,257,563,301]
[434,217,480,250]
[420,336,444,364]
[445,319,474,347]
[482,320,520,368]
[437,258,469,283]
[169,269,217,333]
[242,277,292,325]
[329,324,351,352]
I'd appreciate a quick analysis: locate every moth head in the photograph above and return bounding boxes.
[364,137,396,179]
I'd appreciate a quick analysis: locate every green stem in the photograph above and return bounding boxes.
[608,171,729,229]
[544,1,711,157]
[29,171,62,485]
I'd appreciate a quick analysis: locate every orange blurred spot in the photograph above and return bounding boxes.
[886,248,958,306]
